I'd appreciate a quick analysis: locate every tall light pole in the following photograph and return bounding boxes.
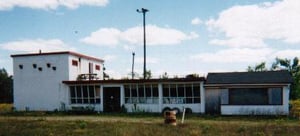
[131,52,135,79]
[137,8,149,79]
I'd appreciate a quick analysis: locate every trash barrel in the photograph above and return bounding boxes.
[164,110,176,126]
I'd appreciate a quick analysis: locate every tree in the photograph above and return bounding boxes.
[271,57,300,99]
[144,70,152,79]
[160,72,169,79]
[0,68,13,103]
[247,57,300,99]
[247,62,267,72]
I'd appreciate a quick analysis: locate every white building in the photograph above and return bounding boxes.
[11,51,293,115]
[11,51,104,111]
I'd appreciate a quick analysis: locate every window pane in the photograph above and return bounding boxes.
[131,85,137,97]
[71,99,76,104]
[170,84,177,97]
[95,86,100,97]
[83,99,89,104]
[145,84,151,97]
[163,84,169,97]
[229,88,268,105]
[124,85,130,97]
[152,85,159,97]
[193,84,200,97]
[90,99,95,104]
[221,89,229,105]
[269,88,282,105]
[70,86,76,97]
[76,86,82,97]
[96,98,100,104]
[186,98,193,103]
[194,98,200,103]
[186,84,193,97]
[178,84,184,97]
[138,84,145,97]
[83,86,88,97]
[89,86,95,97]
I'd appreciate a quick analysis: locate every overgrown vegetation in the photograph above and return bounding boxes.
[0,114,299,136]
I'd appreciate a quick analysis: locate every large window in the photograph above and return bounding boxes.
[70,85,100,104]
[163,83,201,104]
[124,84,159,104]
[228,88,282,105]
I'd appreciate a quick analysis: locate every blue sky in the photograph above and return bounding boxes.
[1,0,300,78]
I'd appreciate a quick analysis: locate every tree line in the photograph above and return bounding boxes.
[247,57,300,100]
[0,68,13,103]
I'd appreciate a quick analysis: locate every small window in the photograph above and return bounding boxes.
[38,67,42,71]
[52,67,56,71]
[95,65,100,70]
[32,64,37,69]
[46,63,51,68]
[72,60,78,66]
[19,65,23,69]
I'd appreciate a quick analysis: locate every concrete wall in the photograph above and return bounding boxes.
[13,54,69,111]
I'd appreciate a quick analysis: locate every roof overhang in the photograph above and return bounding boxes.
[204,83,291,89]
[62,78,205,85]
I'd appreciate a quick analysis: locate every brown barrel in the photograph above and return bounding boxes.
[164,110,176,126]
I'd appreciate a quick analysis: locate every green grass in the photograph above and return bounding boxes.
[0,114,299,136]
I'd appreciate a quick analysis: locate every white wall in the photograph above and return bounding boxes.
[68,55,103,80]
[13,54,69,111]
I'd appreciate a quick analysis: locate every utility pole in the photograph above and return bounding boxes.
[131,52,135,79]
[137,8,149,79]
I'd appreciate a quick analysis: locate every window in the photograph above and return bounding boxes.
[162,83,201,104]
[228,88,282,105]
[32,64,37,69]
[72,60,78,66]
[19,64,23,69]
[124,84,159,104]
[69,85,101,104]
[47,63,51,68]
[95,65,100,70]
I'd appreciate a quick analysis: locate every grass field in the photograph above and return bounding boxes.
[0,113,299,136]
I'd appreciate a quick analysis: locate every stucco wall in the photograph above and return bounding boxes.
[13,54,69,111]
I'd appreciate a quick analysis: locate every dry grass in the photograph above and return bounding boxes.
[0,114,299,136]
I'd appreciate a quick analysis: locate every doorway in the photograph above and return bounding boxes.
[103,87,121,112]
[205,89,221,114]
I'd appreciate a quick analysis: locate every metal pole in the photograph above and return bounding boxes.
[137,8,148,79]
[132,52,135,79]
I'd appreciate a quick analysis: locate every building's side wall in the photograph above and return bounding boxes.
[68,55,103,80]
[13,54,69,111]
[220,85,290,115]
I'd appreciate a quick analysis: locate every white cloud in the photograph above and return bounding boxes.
[80,24,199,47]
[191,17,202,25]
[80,28,121,46]
[0,39,75,52]
[206,0,300,48]
[190,48,273,63]
[190,48,300,64]
[0,0,109,10]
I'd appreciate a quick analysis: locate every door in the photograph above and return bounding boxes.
[103,87,121,112]
[205,89,221,114]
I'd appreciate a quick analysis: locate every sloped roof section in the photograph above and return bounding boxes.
[206,70,293,84]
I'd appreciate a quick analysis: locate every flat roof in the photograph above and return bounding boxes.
[63,77,205,85]
[11,51,104,63]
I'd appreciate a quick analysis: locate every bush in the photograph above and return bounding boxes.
[290,100,300,119]
[0,104,13,114]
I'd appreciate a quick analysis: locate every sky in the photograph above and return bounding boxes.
[0,0,300,78]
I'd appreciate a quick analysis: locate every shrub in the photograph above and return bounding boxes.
[290,100,300,119]
[0,104,13,114]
